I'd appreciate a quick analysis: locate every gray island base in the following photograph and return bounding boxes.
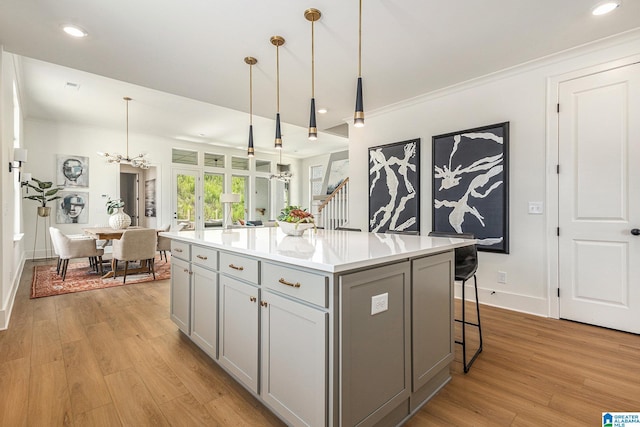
[161,227,473,427]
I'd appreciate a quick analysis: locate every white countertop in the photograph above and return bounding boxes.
[161,228,473,273]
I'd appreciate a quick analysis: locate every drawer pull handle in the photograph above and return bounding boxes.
[260,301,268,307]
[250,296,257,302]
[183,269,189,273]
[174,248,183,253]
[196,255,208,260]
[279,278,301,288]
[229,264,244,271]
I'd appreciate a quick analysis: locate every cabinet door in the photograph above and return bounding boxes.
[191,265,218,358]
[170,257,191,334]
[340,261,411,427]
[261,291,327,427]
[218,275,259,393]
[412,251,454,391]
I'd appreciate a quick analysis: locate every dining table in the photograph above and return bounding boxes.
[82,226,155,278]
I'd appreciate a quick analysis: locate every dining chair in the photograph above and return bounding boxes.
[49,227,105,281]
[112,229,157,283]
[157,224,171,262]
[428,230,482,373]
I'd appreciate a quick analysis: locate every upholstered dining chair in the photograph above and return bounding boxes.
[112,229,157,283]
[157,224,171,262]
[49,227,105,281]
[428,230,482,373]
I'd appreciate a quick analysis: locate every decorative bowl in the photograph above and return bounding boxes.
[277,221,315,236]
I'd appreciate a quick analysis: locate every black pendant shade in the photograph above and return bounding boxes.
[274,113,282,149]
[247,124,255,157]
[309,98,317,140]
[354,76,364,128]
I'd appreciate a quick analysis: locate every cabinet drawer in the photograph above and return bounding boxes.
[192,245,218,270]
[220,252,259,283]
[171,240,190,261]
[262,262,328,307]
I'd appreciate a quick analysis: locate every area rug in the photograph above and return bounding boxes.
[31,257,171,298]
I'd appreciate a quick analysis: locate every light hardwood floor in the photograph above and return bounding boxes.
[1,260,639,426]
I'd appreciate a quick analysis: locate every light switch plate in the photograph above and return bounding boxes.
[371,293,389,315]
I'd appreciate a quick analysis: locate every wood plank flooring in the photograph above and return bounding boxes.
[1,260,638,426]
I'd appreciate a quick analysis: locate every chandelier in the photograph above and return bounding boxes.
[98,97,150,169]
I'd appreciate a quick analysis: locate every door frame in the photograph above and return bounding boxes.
[546,54,640,320]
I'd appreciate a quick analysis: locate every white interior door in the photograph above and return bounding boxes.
[558,62,640,333]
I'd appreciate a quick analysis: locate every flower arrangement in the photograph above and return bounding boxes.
[277,206,316,236]
[106,198,125,214]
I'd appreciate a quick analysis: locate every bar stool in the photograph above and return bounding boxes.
[429,231,482,373]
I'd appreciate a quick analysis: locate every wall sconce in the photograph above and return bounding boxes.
[21,172,32,190]
[8,147,28,173]
[221,193,241,229]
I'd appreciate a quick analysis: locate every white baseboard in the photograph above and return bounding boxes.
[0,254,26,330]
[454,282,549,318]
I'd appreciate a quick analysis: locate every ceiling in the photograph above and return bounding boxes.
[1,0,639,158]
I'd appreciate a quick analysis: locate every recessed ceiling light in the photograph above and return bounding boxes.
[592,1,621,15]
[318,108,328,114]
[62,25,88,38]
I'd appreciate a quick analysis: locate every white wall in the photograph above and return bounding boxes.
[348,30,640,316]
[0,49,26,329]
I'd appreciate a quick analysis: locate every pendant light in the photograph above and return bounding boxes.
[244,56,257,157]
[354,0,365,128]
[305,8,321,141]
[270,35,285,149]
[98,97,150,169]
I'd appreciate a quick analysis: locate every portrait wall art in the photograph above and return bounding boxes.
[56,191,89,224]
[57,155,89,188]
[432,122,509,253]
[368,138,420,234]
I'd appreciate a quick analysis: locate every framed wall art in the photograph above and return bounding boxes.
[432,122,509,253]
[145,179,156,217]
[57,154,89,188]
[368,138,420,234]
[56,191,89,224]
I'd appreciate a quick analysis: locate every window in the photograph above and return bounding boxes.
[231,156,249,171]
[254,177,270,220]
[172,149,198,165]
[204,172,224,224]
[204,152,225,168]
[231,175,248,222]
[256,160,271,173]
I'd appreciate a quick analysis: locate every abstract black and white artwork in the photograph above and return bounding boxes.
[145,179,156,217]
[432,122,509,253]
[368,139,420,233]
[57,155,89,188]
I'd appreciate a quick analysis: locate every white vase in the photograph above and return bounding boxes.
[109,207,131,230]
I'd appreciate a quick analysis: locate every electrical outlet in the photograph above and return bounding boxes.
[528,202,544,214]
[371,293,389,315]
[498,271,507,284]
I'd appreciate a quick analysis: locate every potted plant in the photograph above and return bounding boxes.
[23,178,63,217]
[106,197,131,230]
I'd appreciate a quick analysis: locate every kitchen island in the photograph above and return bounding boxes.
[161,227,472,427]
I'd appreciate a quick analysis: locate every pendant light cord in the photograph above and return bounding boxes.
[249,64,253,125]
[276,44,280,113]
[358,0,362,78]
[311,19,315,98]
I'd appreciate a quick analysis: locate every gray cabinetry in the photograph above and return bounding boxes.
[411,251,454,408]
[260,290,327,427]
[339,262,411,427]
[218,274,260,393]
